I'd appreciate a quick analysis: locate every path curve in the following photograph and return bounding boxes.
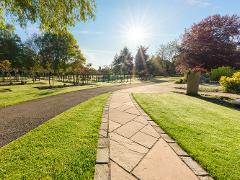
[94,84,211,180]
[0,83,149,147]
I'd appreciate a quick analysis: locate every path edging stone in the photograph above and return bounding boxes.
[94,96,111,180]
[130,94,213,180]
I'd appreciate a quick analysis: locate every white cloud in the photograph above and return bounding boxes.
[185,0,211,7]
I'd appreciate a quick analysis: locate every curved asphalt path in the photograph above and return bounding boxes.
[0,83,148,147]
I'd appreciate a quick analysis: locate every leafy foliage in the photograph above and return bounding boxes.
[147,55,175,76]
[157,40,179,62]
[135,46,149,76]
[220,71,240,93]
[0,59,11,72]
[209,66,235,81]
[176,14,240,72]
[0,24,23,69]
[112,47,133,74]
[0,26,86,75]
[36,32,86,73]
[0,0,96,33]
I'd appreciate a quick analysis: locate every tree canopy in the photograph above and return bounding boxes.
[0,26,86,74]
[0,24,24,69]
[135,46,149,75]
[36,32,85,73]
[112,47,133,74]
[176,14,240,72]
[0,0,96,33]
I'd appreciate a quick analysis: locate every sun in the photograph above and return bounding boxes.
[119,12,153,47]
[125,25,147,45]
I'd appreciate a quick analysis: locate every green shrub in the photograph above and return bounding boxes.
[220,71,240,93]
[209,66,235,81]
[175,78,185,84]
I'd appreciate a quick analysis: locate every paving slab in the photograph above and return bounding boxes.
[110,140,146,172]
[109,120,121,132]
[115,120,145,138]
[98,137,108,148]
[133,116,148,125]
[140,124,160,138]
[111,161,137,180]
[124,107,141,115]
[132,139,198,180]
[109,109,137,125]
[94,164,109,180]
[131,131,158,148]
[110,132,148,154]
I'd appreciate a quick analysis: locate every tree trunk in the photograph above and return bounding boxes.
[186,71,201,95]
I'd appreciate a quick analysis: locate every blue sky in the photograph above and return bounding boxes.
[14,0,240,68]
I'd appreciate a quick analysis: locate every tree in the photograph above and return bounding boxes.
[147,55,175,76]
[135,46,149,76]
[176,14,240,72]
[36,32,86,73]
[0,0,96,33]
[157,40,179,62]
[98,65,111,74]
[112,47,133,74]
[0,24,23,69]
[0,60,11,81]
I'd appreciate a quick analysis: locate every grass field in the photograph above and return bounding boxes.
[133,93,240,179]
[0,80,132,107]
[0,93,110,179]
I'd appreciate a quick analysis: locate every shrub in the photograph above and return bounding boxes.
[175,78,185,84]
[220,71,240,93]
[209,66,235,81]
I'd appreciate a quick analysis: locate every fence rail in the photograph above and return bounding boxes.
[0,72,137,86]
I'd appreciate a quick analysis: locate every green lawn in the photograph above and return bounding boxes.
[0,80,133,107]
[133,93,240,180]
[0,93,110,179]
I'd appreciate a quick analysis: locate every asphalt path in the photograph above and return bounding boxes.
[0,83,147,147]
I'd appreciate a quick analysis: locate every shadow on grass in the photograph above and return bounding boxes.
[37,90,57,96]
[139,78,168,84]
[149,79,168,83]
[173,91,240,110]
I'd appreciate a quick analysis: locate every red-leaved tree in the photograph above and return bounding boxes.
[176,14,240,72]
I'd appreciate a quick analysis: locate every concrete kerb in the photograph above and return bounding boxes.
[94,96,112,180]
[130,94,213,180]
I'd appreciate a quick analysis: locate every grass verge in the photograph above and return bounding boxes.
[0,93,110,179]
[0,79,136,107]
[133,93,240,179]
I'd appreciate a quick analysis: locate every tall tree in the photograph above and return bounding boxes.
[0,24,23,69]
[157,40,179,62]
[36,32,86,73]
[135,46,149,75]
[176,14,240,72]
[0,0,96,33]
[147,55,175,76]
[112,47,133,74]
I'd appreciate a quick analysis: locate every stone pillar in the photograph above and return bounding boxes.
[186,71,201,95]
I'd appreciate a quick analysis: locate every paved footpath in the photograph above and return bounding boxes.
[95,84,211,180]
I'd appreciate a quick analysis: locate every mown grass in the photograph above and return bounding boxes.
[0,93,110,179]
[0,79,133,107]
[133,93,240,180]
